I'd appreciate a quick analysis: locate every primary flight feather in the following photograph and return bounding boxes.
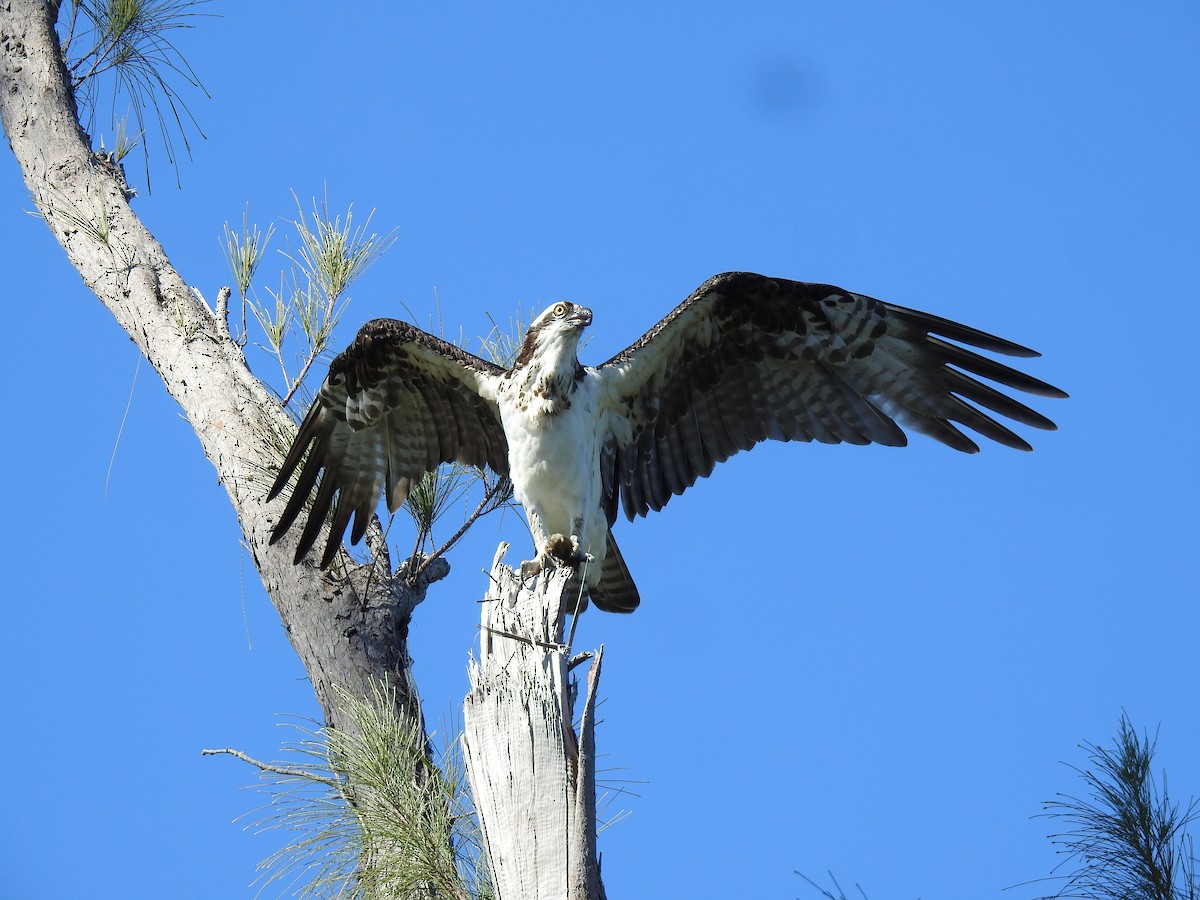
[266,272,1067,612]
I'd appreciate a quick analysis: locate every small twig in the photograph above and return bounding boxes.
[565,559,590,650]
[567,651,594,672]
[408,477,508,585]
[358,515,394,613]
[105,351,141,500]
[280,346,322,407]
[213,285,232,340]
[407,523,429,576]
[480,624,565,653]
[201,747,339,788]
[364,513,390,572]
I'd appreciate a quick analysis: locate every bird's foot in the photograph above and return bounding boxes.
[520,534,588,579]
[545,532,585,566]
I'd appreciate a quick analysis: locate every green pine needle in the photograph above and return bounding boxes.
[249,684,490,899]
[1039,714,1198,900]
[59,0,213,189]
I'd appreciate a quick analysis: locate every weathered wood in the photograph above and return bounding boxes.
[463,544,606,900]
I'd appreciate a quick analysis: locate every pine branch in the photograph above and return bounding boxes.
[1038,714,1198,900]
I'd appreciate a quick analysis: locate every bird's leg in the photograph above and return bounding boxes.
[519,514,591,578]
[521,534,588,577]
[568,516,594,568]
[519,510,548,578]
[519,534,577,580]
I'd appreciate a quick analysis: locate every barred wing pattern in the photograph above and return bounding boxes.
[595,272,1066,523]
[266,321,507,567]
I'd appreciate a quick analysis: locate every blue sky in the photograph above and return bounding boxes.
[2,2,1197,897]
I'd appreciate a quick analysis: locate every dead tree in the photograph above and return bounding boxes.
[0,2,605,895]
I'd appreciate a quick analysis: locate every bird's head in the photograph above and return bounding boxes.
[513,301,593,370]
[536,301,592,332]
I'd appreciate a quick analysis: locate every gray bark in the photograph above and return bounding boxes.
[0,0,433,740]
[463,544,606,900]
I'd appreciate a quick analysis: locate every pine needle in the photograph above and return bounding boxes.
[1038,714,1198,900]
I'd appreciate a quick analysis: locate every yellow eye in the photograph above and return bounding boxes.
[553,303,567,317]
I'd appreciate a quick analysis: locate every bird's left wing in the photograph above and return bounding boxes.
[592,272,1067,522]
[266,319,508,566]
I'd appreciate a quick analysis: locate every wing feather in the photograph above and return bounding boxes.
[657,415,689,499]
[677,404,711,483]
[595,272,1065,521]
[638,424,663,512]
[618,441,642,522]
[266,319,507,566]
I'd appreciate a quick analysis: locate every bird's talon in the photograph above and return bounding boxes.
[544,533,584,565]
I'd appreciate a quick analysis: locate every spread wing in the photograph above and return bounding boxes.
[266,319,508,566]
[594,271,1067,522]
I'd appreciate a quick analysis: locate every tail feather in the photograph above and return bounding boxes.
[587,531,640,613]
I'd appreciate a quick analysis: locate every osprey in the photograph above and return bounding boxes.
[267,272,1066,612]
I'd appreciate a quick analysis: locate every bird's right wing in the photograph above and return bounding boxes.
[266,319,509,567]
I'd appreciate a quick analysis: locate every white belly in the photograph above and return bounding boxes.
[501,378,606,563]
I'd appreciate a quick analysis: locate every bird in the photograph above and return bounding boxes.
[266,271,1066,612]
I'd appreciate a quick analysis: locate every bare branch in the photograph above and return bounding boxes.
[201,747,339,787]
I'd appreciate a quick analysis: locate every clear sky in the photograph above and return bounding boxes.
[2,2,1197,898]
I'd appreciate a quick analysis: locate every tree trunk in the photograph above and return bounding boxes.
[0,0,430,741]
[463,544,606,900]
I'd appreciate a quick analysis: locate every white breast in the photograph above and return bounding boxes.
[498,371,607,567]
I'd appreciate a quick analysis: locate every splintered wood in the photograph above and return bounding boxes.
[462,543,605,900]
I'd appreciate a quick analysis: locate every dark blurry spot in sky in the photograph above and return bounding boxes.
[746,52,823,128]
